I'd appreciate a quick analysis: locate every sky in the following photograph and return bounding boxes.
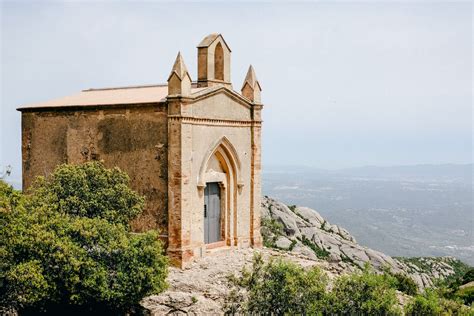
[1,1,472,186]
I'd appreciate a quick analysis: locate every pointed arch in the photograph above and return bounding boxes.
[214,42,224,81]
[197,136,243,190]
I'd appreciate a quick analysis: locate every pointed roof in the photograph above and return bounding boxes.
[197,33,232,52]
[241,65,262,91]
[167,52,192,81]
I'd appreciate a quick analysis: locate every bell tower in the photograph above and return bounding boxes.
[197,33,232,88]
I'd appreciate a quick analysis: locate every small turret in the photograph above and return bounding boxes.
[167,52,192,96]
[197,33,232,88]
[241,65,262,103]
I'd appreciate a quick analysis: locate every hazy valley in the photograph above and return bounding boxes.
[263,164,473,265]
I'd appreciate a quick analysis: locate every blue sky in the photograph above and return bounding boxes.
[1,1,472,185]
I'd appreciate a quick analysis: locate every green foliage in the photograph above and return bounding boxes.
[225,249,473,315]
[462,268,474,284]
[288,239,297,251]
[226,255,405,315]
[0,180,23,212]
[320,220,334,233]
[456,285,474,306]
[435,267,474,306]
[327,265,402,315]
[405,289,472,316]
[405,290,442,316]
[396,257,471,286]
[0,164,167,313]
[387,270,418,296]
[225,253,329,315]
[298,235,330,259]
[261,217,285,248]
[29,162,144,226]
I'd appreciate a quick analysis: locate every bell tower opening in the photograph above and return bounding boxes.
[214,42,224,81]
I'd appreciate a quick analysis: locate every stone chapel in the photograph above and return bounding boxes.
[17,34,263,267]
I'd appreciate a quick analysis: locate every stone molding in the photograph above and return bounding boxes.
[168,115,262,127]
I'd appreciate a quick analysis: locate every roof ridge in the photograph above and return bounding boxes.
[82,83,168,92]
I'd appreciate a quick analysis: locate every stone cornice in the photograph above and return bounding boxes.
[168,115,262,127]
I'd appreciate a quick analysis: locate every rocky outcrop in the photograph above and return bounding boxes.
[261,196,461,288]
[141,248,325,315]
[141,197,467,314]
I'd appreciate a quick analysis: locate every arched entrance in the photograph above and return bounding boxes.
[198,137,243,247]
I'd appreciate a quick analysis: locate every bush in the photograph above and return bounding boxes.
[405,289,472,316]
[28,161,144,226]
[389,271,418,296]
[461,268,474,284]
[0,163,168,313]
[405,290,441,316]
[456,285,474,305]
[327,265,402,315]
[225,253,329,315]
[260,218,285,248]
[226,256,404,315]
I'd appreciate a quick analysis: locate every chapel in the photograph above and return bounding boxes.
[17,34,263,267]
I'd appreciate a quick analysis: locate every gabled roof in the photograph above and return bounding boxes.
[197,33,232,52]
[16,83,255,111]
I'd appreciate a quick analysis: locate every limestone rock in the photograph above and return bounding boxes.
[275,236,293,249]
[260,196,462,290]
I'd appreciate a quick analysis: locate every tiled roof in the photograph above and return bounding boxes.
[17,84,207,110]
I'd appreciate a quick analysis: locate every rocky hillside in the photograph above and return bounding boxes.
[142,197,470,314]
[261,196,468,289]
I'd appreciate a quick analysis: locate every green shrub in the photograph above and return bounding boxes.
[225,253,329,315]
[28,161,144,226]
[298,235,330,259]
[226,256,404,315]
[405,290,442,316]
[261,217,285,248]
[462,268,474,284]
[0,163,168,313]
[405,289,473,316]
[389,271,418,295]
[456,285,474,305]
[327,265,402,315]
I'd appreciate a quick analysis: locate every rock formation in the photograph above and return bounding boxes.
[141,196,466,314]
[261,196,461,288]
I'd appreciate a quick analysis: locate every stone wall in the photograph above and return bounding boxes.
[21,103,169,234]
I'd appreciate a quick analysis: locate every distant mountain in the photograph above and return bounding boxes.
[265,163,472,182]
[337,164,472,183]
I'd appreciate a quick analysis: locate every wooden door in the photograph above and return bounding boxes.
[204,182,221,244]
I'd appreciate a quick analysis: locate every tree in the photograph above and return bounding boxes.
[28,161,144,226]
[0,162,168,313]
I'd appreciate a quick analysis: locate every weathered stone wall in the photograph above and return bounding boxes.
[21,103,169,234]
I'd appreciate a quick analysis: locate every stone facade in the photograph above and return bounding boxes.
[18,34,263,267]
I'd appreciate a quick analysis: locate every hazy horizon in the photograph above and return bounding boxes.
[1,2,472,185]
